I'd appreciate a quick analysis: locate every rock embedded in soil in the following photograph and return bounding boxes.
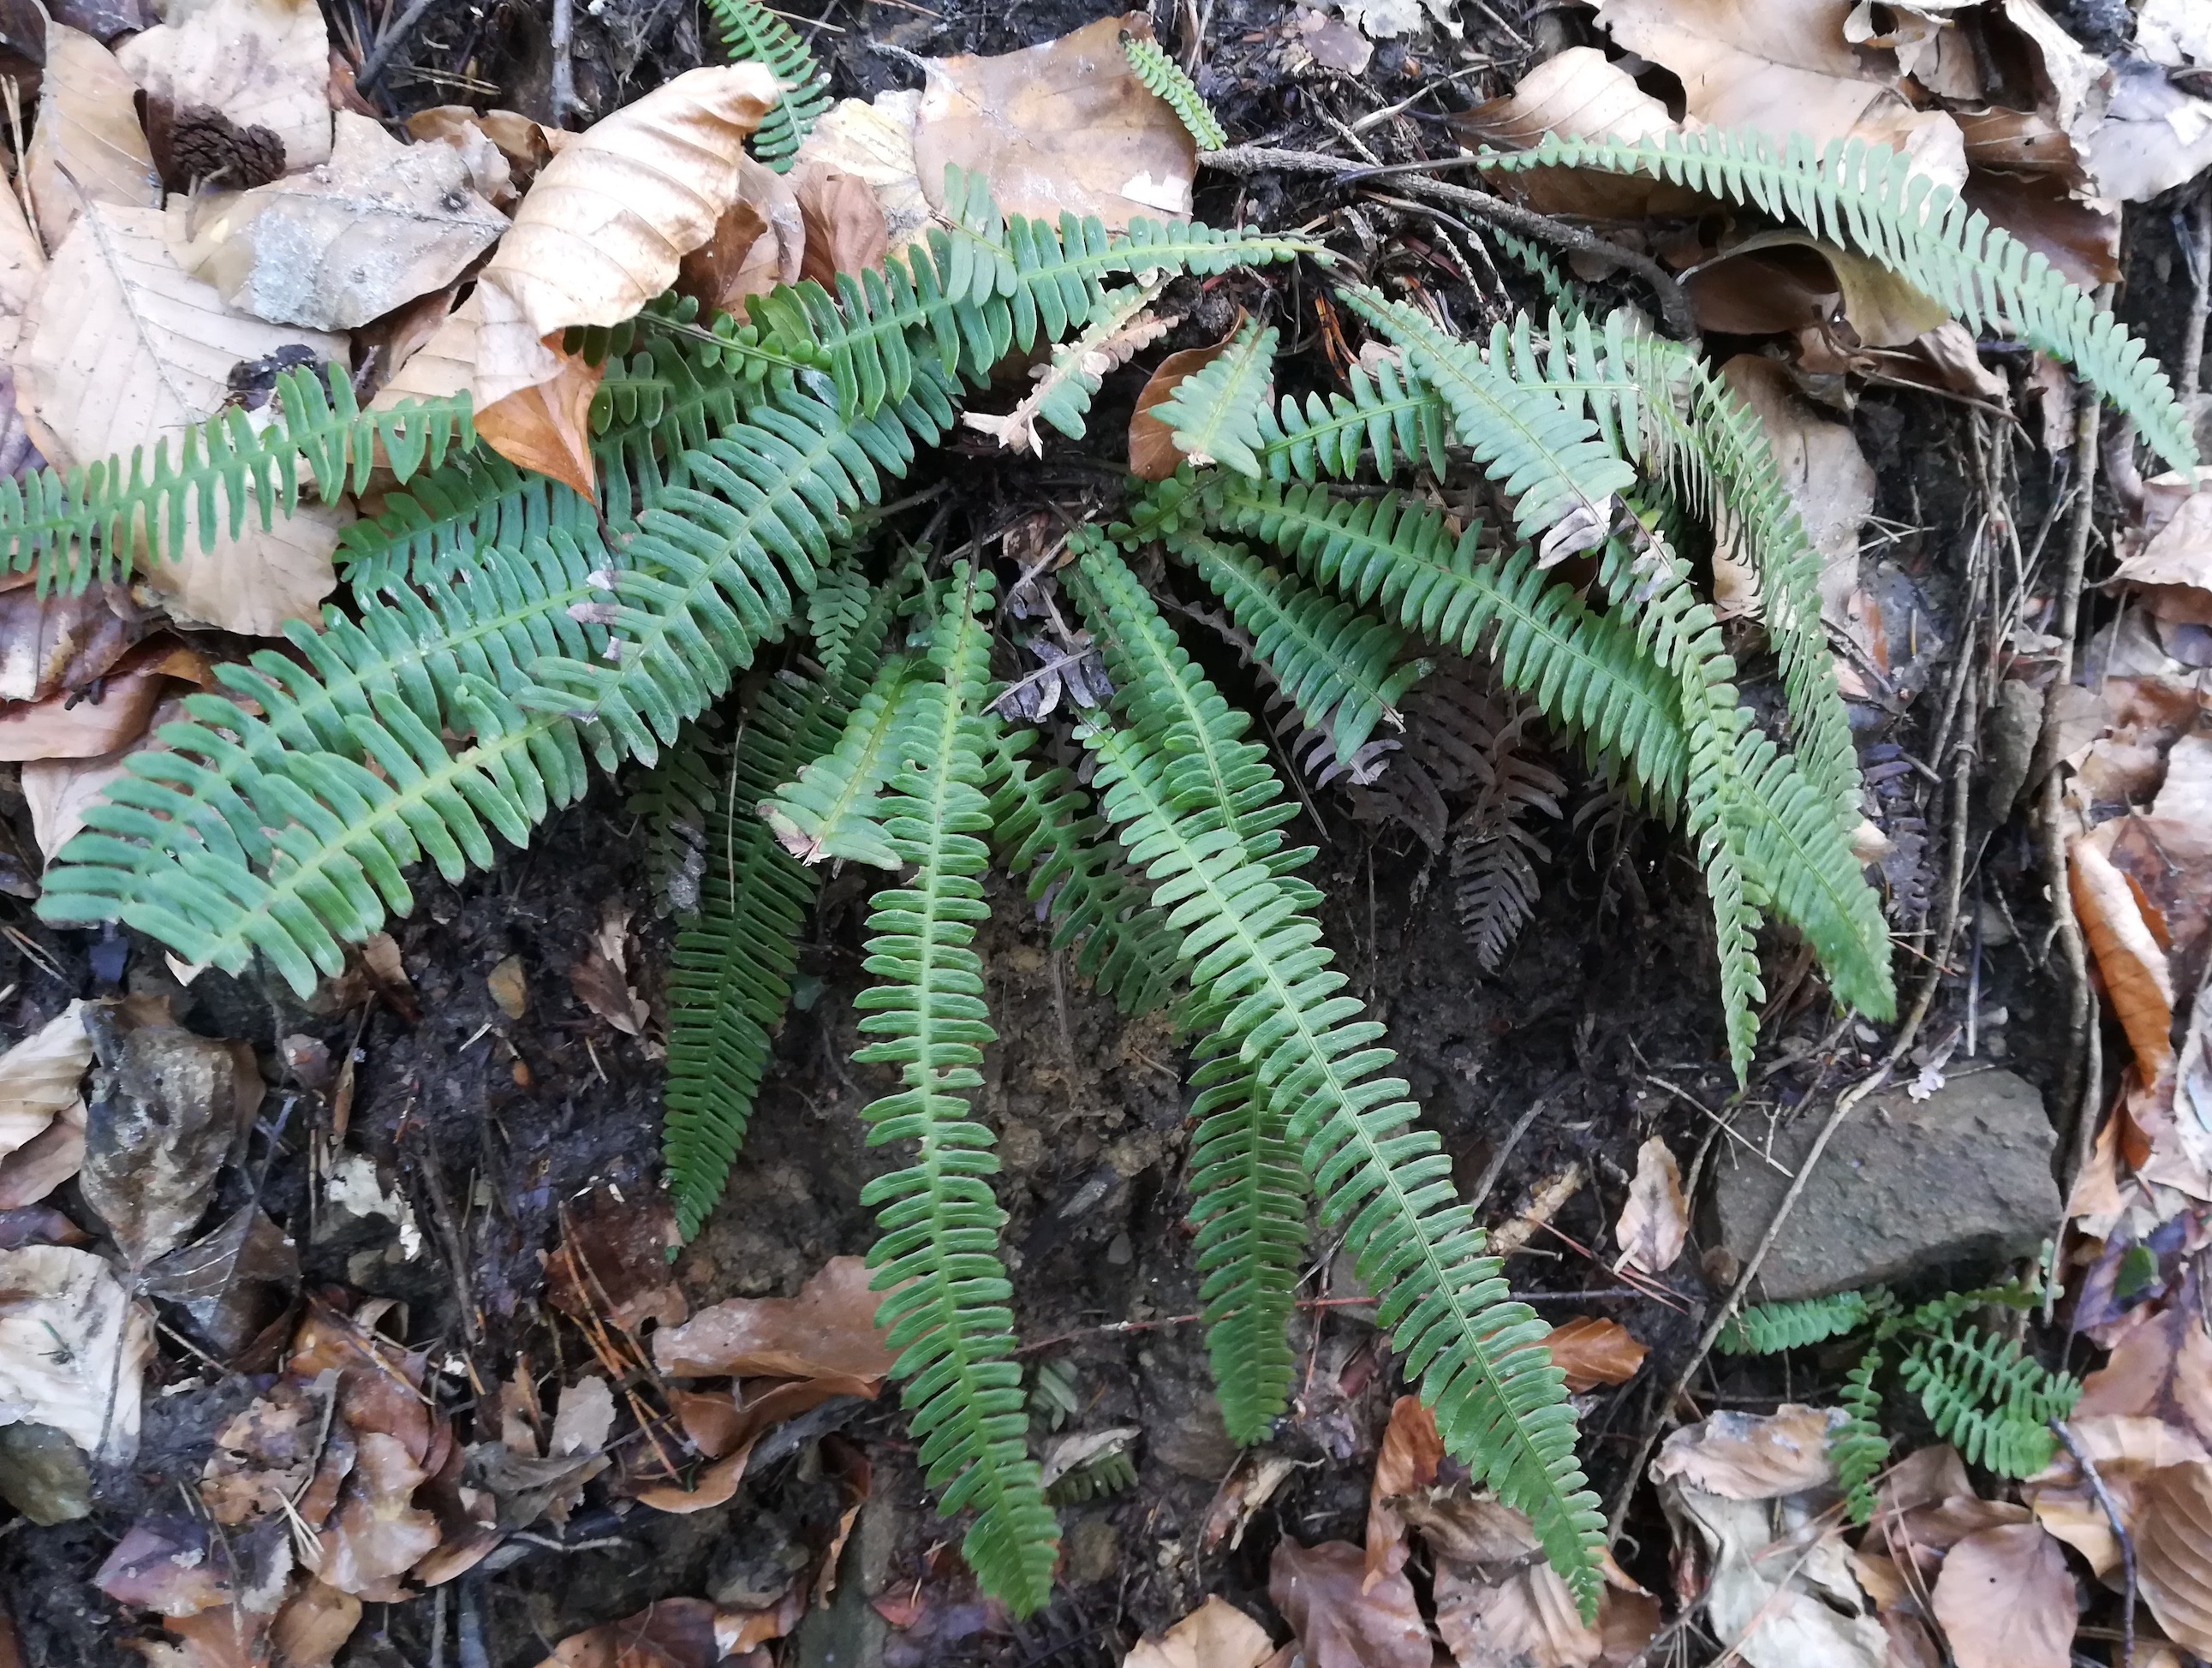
[1712,1067,2060,1302]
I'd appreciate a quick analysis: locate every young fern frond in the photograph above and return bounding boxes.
[1450,700,1564,974]
[704,0,831,170]
[806,557,877,686]
[1718,1288,1888,1355]
[1834,1348,1888,1522]
[1120,34,1226,150]
[337,453,590,591]
[3,367,472,593]
[1252,355,1449,485]
[1072,541,1603,1617]
[963,281,1170,454]
[760,655,921,868]
[1152,319,1278,477]
[1899,1326,2079,1478]
[1474,128,2196,471]
[1166,526,1429,763]
[850,567,1060,1614]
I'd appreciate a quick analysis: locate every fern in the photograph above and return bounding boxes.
[760,655,921,869]
[1899,1326,2079,1478]
[1253,354,1448,485]
[807,556,876,686]
[1833,1347,1888,1522]
[1719,1288,1888,1355]
[1448,698,1564,974]
[1072,541,1604,1617]
[1473,128,2195,471]
[3,366,471,593]
[1120,33,1225,151]
[1153,319,1278,477]
[705,0,831,170]
[850,566,1060,1613]
[963,281,1171,455]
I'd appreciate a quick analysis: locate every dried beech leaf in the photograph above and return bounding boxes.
[1450,47,1698,219]
[790,91,932,251]
[795,165,887,286]
[1613,1135,1687,1274]
[569,902,648,1034]
[268,1582,361,1668]
[24,23,160,253]
[0,1243,152,1461]
[0,1005,92,1175]
[0,582,138,706]
[319,1430,439,1599]
[475,64,778,402]
[1545,1315,1649,1391]
[676,156,802,316]
[16,204,348,634]
[913,14,1195,231]
[1719,355,1872,628]
[1928,1522,2073,1668]
[1129,320,1239,480]
[474,344,605,502]
[1652,1405,1842,1499]
[116,0,332,176]
[0,1099,87,1210]
[1365,1394,1443,1589]
[1434,1557,1603,1668]
[0,649,172,762]
[1696,230,1948,348]
[1122,1596,1274,1668]
[1269,1537,1431,1668]
[653,1255,896,1381]
[544,1598,724,1668]
[2138,1461,2212,1655]
[2072,836,2177,1081]
[369,287,480,410]
[185,113,506,331]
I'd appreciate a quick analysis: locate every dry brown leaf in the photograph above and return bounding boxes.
[2072,836,2176,1081]
[1613,1135,1687,1274]
[653,1254,897,1381]
[912,14,1195,232]
[2136,1462,2212,1654]
[0,1004,92,1188]
[545,1185,685,1331]
[1451,48,1701,219]
[1929,1523,2072,1668]
[474,343,605,503]
[790,92,931,252]
[0,582,139,706]
[1434,1558,1602,1668]
[635,1374,875,1512]
[1592,0,1966,187]
[1122,1596,1274,1668]
[319,1429,439,1599]
[966,281,1172,457]
[1269,1538,1431,1668]
[541,1597,726,1668]
[1544,1316,1649,1391]
[486,956,528,1021]
[407,107,562,188]
[24,23,160,253]
[16,203,348,635]
[570,902,648,1035]
[795,165,887,286]
[184,113,506,331]
[1365,1394,1444,1589]
[267,1582,361,1668]
[2114,489,2212,626]
[368,287,481,410]
[2025,1415,2203,1575]
[474,65,778,405]
[1652,1405,1842,1499]
[116,0,332,176]
[676,156,803,316]
[1718,356,1871,629]
[0,1243,152,1461]
[400,109,516,206]
[0,1098,87,1210]
[1693,231,1947,349]
[1130,319,1242,481]
[1962,170,2119,289]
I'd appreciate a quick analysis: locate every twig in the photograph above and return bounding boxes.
[2179,187,2211,429]
[1200,145,1698,340]
[1467,1088,1555,1212]
[550,0,577,124]
[356,0,444,92]
[2052,1420,2135,1668]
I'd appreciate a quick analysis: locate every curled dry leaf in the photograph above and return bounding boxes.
[0,1243,152,1461]
[24,23,161,254]
[1690,231,1948,349]
[1365,1394,1444,1589]
[1129,319,1242,481]
[319,1429,439,1599]
[116,0,332,176]
[16,203,348,635]
[653,1254,896,1381]
[540,1597,724,1668]
[570,902,650,1035]
[268,1582,361,1668]
[2139,1460,2212,1655]
[795,165,888,287]
[1652,1405,1843,1499]
[792,91,932,251]
[2071,836,2176,1081]
[1544,1315,1649,1391]
[474,343,605,502]
[140,1203,300,1359]
[1434,1558,1602,1668]
[677,155,803,316]
[0,581,140,706]
[185,113,507,331]
[1661,1480,1886,1668]
[1451,48,1698,219]
[0,1004,92,1176]
[486,956,528,1021]
[913,14,1195,232]
[0,1098,87,1211]
[1122,1596,1274,1668]
[1928,1522,2073,1668]
[1269,1538,1432,1668]
[0,640,190,762]
[1613,1135,1687,1274]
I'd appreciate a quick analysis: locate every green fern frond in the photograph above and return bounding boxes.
[1491,230,1588,320]
[760,654,921,868]
[1900,1278,2040,1333]
[851,566,1060,1614]
[806,557,875,685]
[1253,354,1450,485]
[337,453,587,592]
[1899,1326,2078,1478]
[2,366,471,593]
[965,280,1169,453]
[1166,526,1429,764]
[1153,319,1278,477]
[632,716,724,916]
[705,0,832,170]
[1834,1347,1888,1522]
[1718,1288,1887,1355]
[1045,1445,1137,1505]
[1120,34,1225,150]
[1071,540,1603,1617]
[985,727,1188,1017]
[1474,128,2195,471]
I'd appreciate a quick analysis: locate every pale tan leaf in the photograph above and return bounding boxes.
[1719,355,1872,629]
[185,114,506,331]
[1544,1316,1649,1392]
[913,13,1195,232]
[2114,489,2212,626]
[1450,48,1697,219]
[319,1430,440,1599]
[2025,1415,2203,1576]
[1365,1394,1444,1588]
[569,901,648,1034]
[0,655,167,761]
[1434,1558,1602,1668]
[0,1243,152,1461]
[653,1255,897,1381]
[2071,836,2176,1081]
[15,204,347,635]
[24,23,159,254]
[116,0,332,176]
[2134,1462,2212,1654]
[2083,59,2212,202]
[2140,0,2212,67]
[1590,0,1967,188]
[0,179,45,319]
[477,64,778,365]
[0,1004,92,1171]
[1652,1406,1842,1499]
[474,344,605,502]
[1613,1136,1687,1274]
[790,91,931,252]
[1120,1596,1274,1668]
[0,1098,86,1209]
[675,155,803,317]
[795,165,887,286]
[399,109,516,206]
[268,1582,361,1668]
[1269,1538,1431,1668]
[368,288,480,409]
[0,581,139,706]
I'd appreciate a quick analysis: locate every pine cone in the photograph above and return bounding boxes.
[141,96,286,193]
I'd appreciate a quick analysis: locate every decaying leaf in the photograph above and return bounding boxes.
[0,1098,88,1212]
[1452,47,1699,218]
[541,1597,726,1668]
[1929,1522,2074,1668]
[183,113,507,331]
[24,22,161,253]
[15,203,348,635]
[474,343,605,502]
[116,0,333,176]
[545,1185,685,1332]
[1652,1405,1843,1499]
[2072,836,2176,1081]
[140,1205,299,1359]
[676,155,804,316]
[1544,1315,1649,1391]
[1130,319,1242,481]
[569,903,650,1035]
[1365,1394,1444,1588]
[1434,1557,1603,1668]
[1660,1477,1885,1668]
[1269,1537,1432,1668]
[795,165,888,286]
[790,91,932,251]
[653,1255,897,1381]
[0,640,190,762]
[0,1005,92,1182]
[487,956,528,1022]
[963,281,1172,457]
[2083,57,2212,202]
[0,581,140,707]
[2138,1460,2212,1655]
[319,1429,439,1599]
[1122,1596,1274,1668]
[0,1243,152,1461]
[268,1582,361,1668]
[1690,230,1948,350]
[912,14,1195,232]
[1613,1135,1688,1274]
[1718,355,1872,628]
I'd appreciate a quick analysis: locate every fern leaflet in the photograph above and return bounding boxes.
[1153,319,1278,477]
[705,0,831,170]
[1121,33,1226,150]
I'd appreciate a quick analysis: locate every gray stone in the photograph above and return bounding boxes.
[0,1422,92,1523]
[791,1491,899,1668]
[1711,1067,2060,1302]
